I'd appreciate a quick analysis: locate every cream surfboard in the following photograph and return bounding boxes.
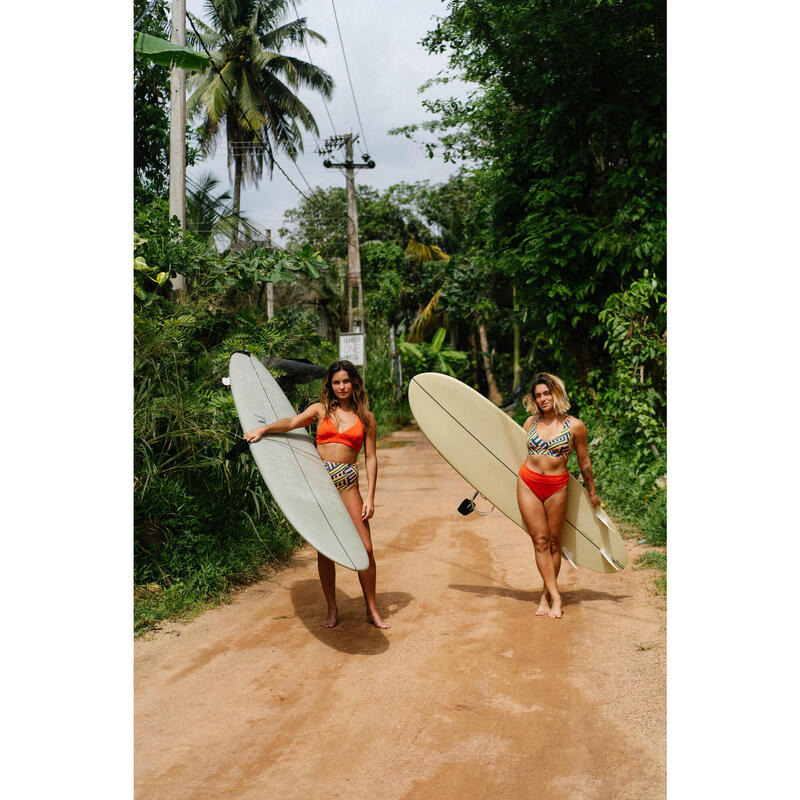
[228,351,369,571]
[408,372,627,573]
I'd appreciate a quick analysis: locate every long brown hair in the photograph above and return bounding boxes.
[523,372,571,419]
[319,360,372,434]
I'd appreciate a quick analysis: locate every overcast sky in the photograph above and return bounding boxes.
[185,0,472,246]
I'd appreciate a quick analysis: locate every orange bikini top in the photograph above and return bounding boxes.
[316,415,364,451]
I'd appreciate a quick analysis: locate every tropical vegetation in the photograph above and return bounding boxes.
[133,0,666,629]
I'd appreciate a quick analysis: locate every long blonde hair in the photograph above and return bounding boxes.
[319,360,372,434]
[523,372,571,419]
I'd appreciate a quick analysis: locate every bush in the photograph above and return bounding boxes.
[134,202,345,631]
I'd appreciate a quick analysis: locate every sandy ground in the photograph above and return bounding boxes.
[135,427,666,800]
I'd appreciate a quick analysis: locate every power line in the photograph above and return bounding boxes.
[290,0,338,144]
[329,0,369,155]
[134,0,162,29]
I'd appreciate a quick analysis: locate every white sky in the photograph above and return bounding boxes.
[185,0,472,246]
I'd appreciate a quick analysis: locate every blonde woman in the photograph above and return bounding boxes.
[517,372,600,618]
[245,360,389,629]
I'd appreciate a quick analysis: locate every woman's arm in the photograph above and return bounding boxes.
[571,418,600,506]
[522,415,534,433]
[362,413,378,520]
[244,403,322,443]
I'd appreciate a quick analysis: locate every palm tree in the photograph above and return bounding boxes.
[187,0,333,245]
[186,172,253,249]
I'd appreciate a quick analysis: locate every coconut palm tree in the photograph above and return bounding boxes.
[187,0,333,245]
[186,172,253,249]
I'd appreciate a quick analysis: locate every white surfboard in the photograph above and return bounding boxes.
[228,352,369,571]
[408,372,627,573]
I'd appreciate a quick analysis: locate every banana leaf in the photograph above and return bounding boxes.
[134,31,209,72]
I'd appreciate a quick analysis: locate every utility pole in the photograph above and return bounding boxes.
[168,0,187,298]
[320,134,375,333]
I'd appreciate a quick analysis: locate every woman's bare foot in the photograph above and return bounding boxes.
[536,593,551,616]
[320,607,339,628]
[548,595,563,619]
[366,608,390,629]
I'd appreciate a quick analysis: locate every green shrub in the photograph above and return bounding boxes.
[134,202,344,631]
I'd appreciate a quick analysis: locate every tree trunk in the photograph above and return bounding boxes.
[478,323,503,406]
[512,282,521,390]
[231,152,243,248]
[470,330,480,390]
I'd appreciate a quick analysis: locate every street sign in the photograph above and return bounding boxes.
[339,332,366,367]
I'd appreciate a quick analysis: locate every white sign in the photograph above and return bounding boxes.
[339,333,366,366]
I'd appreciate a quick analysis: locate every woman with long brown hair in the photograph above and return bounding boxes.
[244,360,389,629]
[517,372,600,619]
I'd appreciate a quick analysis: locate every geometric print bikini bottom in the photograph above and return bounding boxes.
[324,461,359,494]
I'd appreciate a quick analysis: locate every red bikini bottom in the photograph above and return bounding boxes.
[518,462,569,501]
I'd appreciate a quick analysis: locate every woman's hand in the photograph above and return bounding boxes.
[588,491,601,507]
[244,427,265,443]
[361,497,375,520]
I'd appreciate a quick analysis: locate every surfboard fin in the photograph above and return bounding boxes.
[594,507,615,530]
[561,547,578,570]
[221,376,231,386]
[594,509,624,570]
[599,548,623,571]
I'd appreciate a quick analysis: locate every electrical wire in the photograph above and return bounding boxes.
[290,0,338,145]
[329,0,369,155]
[134,0,162,30]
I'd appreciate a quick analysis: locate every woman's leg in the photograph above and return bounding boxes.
[542,486,569,618]
[317,553,338,628]
[517,477,561,616]
[339,484,390,629]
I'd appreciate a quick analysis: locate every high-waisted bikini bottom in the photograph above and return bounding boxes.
[324,461,359,494]
[518,462,569,501]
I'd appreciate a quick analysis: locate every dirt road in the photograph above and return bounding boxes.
[135,427,666,799]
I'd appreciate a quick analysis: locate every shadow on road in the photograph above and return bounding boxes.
[447,583,631,606]
[290,579,413,655]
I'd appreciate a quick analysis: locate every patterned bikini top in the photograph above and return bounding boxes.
[527,416,573,460]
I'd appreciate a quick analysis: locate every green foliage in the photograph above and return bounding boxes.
[134,0,200,203]
[399,327,470,383]
[570,404,666,547]
[401,0,666,385]
[598,271,666,456]
[134,0,171,202]
[634,550,666,572]
[365,321,409,438]
[279,184,436,260]
[134,199,336,630]
[134,30,210,71]
[186,172,254,248]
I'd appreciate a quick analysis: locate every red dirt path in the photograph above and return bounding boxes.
[135,427,665,799]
